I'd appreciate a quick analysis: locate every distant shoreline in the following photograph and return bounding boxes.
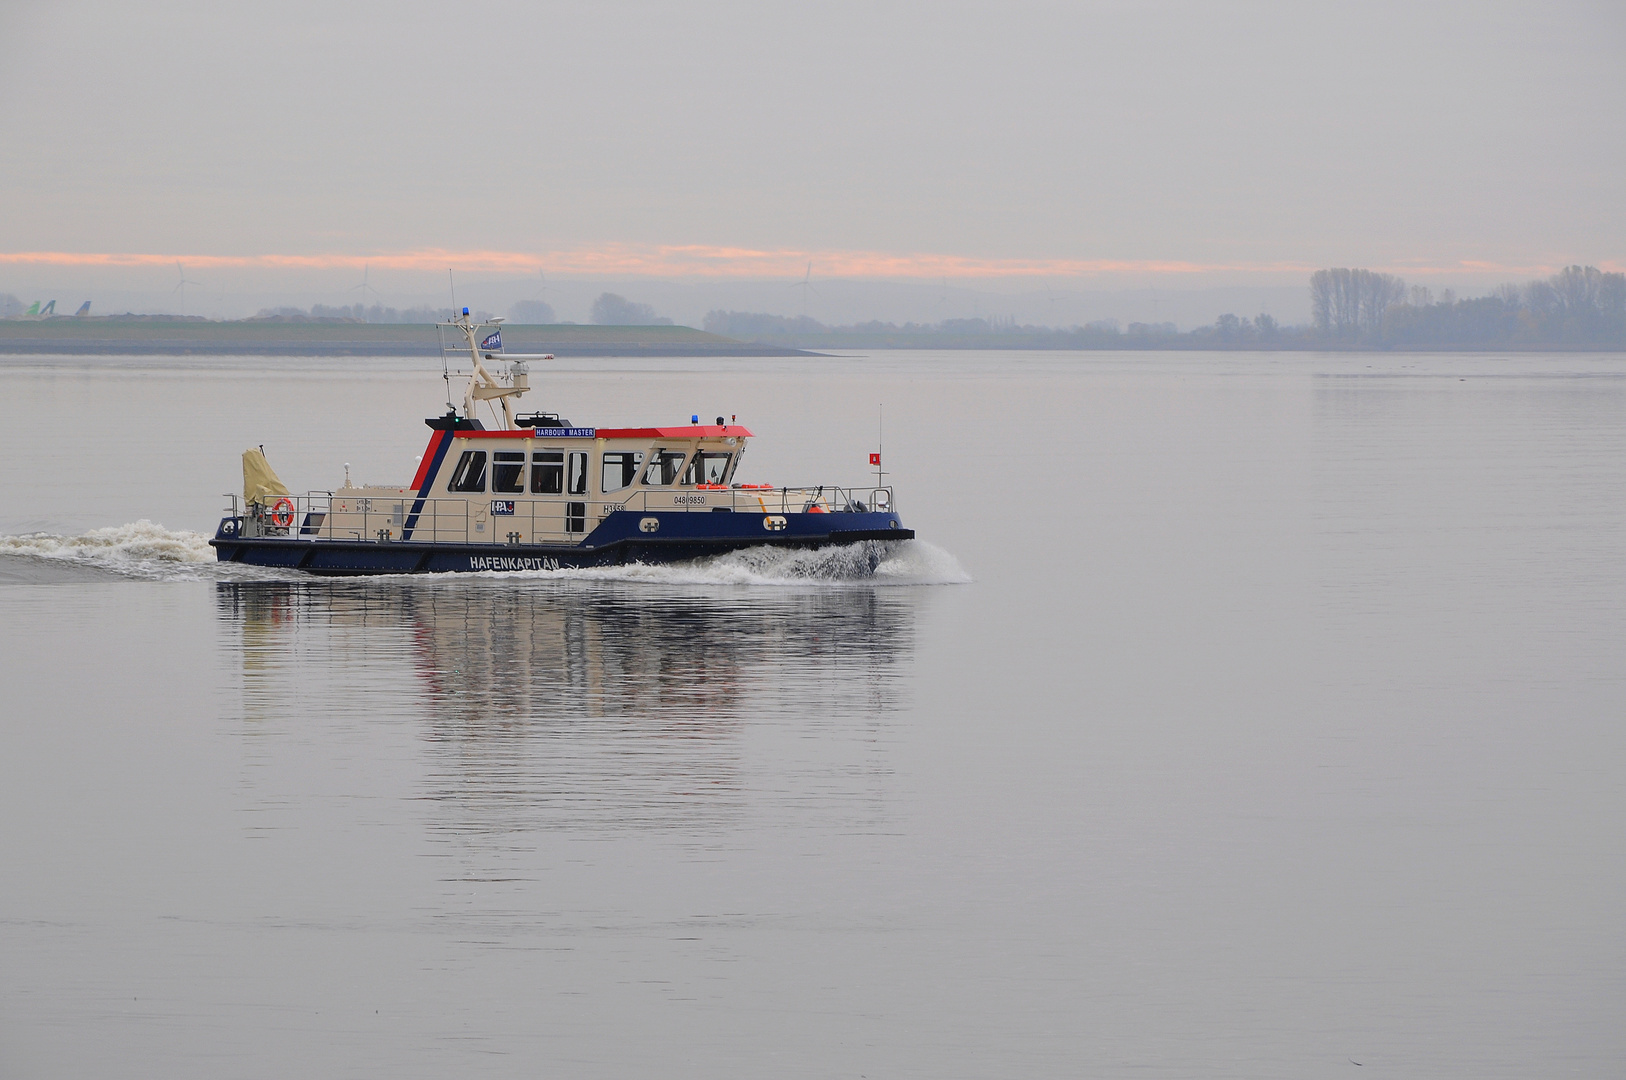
[678,334,1626,353]
[0,321,818,357]
[1,319,1622,356]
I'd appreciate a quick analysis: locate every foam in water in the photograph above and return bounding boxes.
[532,539,971,587]
[0,524,969,587]
[0,520,223,580]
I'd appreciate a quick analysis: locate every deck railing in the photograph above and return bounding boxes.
[223,483,894,545]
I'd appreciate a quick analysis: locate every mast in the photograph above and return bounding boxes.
[437,308,554,430]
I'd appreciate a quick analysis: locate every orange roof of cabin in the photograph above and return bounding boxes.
[455,425,753,439]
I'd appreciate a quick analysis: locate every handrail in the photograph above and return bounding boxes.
[221,482,895,544]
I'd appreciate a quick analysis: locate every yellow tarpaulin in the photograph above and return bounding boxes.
[243,448,291,506]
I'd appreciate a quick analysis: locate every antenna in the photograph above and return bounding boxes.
[788,261,818,316]
[440,273,457,411]
[442,317,454,411]
[172,261,202,310]
[877,404,888,489]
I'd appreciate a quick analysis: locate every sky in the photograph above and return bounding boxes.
[1,0,1622,322]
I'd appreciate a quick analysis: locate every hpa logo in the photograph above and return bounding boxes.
[480,330,503,351]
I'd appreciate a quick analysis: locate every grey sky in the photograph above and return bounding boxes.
[1,0,1621,305]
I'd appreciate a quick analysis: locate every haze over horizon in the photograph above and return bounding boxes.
[2,0,1621,322]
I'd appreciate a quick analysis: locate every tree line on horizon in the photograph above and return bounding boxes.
[702,309,1280,346]
[1310,265,1625,346]
[703,265,1624,349]
[252,302,462,324]
[248,293,676,328]
[704,310,1295,347]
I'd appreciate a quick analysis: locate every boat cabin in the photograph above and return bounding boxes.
[319,419,770,545]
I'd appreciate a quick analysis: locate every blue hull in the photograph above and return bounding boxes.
[210,509,913,575]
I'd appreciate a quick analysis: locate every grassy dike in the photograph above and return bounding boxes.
[0,320,815,357]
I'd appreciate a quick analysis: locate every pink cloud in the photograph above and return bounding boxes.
[0,247,1616,280]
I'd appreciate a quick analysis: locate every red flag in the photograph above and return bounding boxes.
[869,453,881,466]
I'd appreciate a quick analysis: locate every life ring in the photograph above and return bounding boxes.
[270,498,296,528]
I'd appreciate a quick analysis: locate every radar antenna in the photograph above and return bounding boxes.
[435,308,556,430]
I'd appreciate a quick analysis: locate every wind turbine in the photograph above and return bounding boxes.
[351,263,381,307]
[524,269,551,319]
[172,261,202,311]
[788,261,818,316]
[1043,282,1071,327]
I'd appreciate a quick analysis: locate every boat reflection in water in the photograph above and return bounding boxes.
[215,577,920,836]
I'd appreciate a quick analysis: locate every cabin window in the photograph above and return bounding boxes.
[448,450,487,492]
[643,450,688,486]
[568,452,588,495]
[602,451,643,492]
[682,451,733,486]
[532,451,563,494]
[492,451,526,493]
[566,501,586,532]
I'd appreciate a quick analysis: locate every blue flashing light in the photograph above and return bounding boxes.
[692,414,699,424]
[463,307,470,316]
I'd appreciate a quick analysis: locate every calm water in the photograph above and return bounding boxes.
[2,350,1624,1078]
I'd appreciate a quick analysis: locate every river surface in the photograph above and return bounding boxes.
[2,350,1623,1078]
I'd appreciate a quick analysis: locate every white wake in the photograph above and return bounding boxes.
[514,539,971,587]
[0,520,227,580]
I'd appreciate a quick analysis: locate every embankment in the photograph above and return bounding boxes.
[0,320,816,357]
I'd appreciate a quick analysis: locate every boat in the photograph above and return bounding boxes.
[209,309,912,574]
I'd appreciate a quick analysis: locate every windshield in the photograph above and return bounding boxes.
[682,451,733,485]
[642,450,687,486]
